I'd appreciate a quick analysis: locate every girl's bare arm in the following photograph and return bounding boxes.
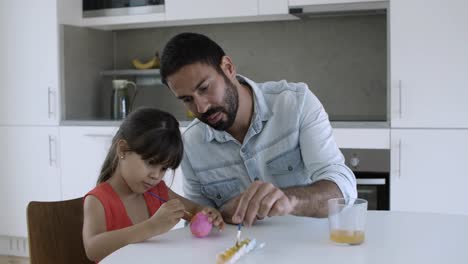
[82,195,183,261]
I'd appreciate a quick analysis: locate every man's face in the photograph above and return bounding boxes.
[167,63,239,131]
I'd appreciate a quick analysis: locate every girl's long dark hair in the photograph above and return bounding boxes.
[97,107,184,184]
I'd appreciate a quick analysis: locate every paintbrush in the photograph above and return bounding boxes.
[236,224,242,246]
[147,191,193,218]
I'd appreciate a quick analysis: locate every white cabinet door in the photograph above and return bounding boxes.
[60,126,186,229]
[390,129,468,215]
[390,0,468,128]
[60,126,188,199]
[259,0,288,15]
[289,0,386,7]
[0,126,61,237]
[166,0,258,21]
[0,0,59,126]
[60,126,118,200]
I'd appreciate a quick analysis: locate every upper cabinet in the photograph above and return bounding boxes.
[166,0,258,21]
[288,0,388,10]
[289,0,386,5]
[0,0,60,126]
[60,0,294,30]
[390,0,468,128]
[259,0,289,15]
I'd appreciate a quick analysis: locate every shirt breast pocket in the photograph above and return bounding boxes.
[266,146,304,178]
[201,178,241,208]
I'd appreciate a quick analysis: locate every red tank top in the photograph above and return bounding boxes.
[85,181,169,231]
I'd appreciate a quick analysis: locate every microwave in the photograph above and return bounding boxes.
[83,0,165,18]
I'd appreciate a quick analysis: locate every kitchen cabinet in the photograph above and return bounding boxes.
[60,126,118,200]
[0,126,61,237]
[60,126,185,229]
[390,129,468,215]
[259,0,289,15]
[60,0,293,30]
[166,0,258,21]
[60,126,185,199]
[288,0,387,7]
[390,0,468,128]
[0,0,59,125]
[333,128,390,149]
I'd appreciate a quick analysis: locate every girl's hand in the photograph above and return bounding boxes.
[149,199,185,235]
[200,207,225,231]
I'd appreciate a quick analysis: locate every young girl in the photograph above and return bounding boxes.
[82,108,225,262]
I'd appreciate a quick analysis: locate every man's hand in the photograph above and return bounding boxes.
[232,181,297,226]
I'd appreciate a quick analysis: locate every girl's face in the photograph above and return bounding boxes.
[118,151,168,194]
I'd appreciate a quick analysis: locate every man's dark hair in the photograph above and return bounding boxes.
[160,32,226,85]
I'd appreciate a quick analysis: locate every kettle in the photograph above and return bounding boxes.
[111,79,137,120]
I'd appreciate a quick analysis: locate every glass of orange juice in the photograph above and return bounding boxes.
[328,198,368,245]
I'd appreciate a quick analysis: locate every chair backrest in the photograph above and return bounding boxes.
[27,197,93,264]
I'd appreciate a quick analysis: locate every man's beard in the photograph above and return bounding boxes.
[200,76,239,131]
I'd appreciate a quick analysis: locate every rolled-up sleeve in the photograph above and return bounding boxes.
[298,88,357,200]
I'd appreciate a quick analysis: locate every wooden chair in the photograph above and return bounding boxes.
[27,197,93,264]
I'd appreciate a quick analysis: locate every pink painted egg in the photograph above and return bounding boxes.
[190,212,213,238]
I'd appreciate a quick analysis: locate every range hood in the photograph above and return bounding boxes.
[289,1,388,18]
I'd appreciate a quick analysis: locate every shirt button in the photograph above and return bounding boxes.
[288,165,293,171]
[216,194,222,199]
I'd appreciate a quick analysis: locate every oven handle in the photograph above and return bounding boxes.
[356,178,386,185]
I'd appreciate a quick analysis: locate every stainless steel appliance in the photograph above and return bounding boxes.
[341,149,390,210]
[83,0,165,18]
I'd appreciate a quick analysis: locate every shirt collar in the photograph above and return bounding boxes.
[204,74,272,143]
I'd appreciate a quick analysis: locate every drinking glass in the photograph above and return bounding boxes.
[328,198,368,245]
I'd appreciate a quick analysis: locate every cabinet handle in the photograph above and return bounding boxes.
[48,135,57,167]
[48,87,56,120]
[392,138,402,178]
[398,80,403,119]
[398,139,402,178]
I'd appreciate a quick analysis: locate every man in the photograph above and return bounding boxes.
[160,32,356,226]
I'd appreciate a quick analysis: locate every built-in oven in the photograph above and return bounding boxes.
[341,149,390,210]
[83,0,165,18]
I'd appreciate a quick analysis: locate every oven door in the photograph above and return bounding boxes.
[356,177,389,210]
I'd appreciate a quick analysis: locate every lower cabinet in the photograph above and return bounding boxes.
[60,126,185,229]
[60,126,118,200]
[0,126,61,237]
[390,129,468,215]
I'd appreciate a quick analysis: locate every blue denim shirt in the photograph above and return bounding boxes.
[181,75,357,208]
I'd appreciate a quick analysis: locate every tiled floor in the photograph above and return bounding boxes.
[0,256,29,264]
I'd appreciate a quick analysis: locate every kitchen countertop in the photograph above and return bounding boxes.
[101,211,468,264]
[60,120,193,127]
[61,120,390,129]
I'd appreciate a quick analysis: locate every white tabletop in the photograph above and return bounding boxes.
[101,211,468,264]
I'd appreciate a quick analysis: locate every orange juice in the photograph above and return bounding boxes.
[330,229,365,245]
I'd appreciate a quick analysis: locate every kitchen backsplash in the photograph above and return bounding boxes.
[62,14,386,121]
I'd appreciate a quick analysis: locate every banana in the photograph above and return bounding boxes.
[132,52,160,70]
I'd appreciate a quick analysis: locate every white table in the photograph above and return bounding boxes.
[101,211,468,263]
